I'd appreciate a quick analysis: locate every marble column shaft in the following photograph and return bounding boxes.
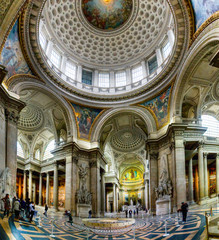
[216,153,219,195]
[113,183,116,212]
[53,163,59,211]
[39,174,42,206]
[188,158,194,202]
[149,153,158,213]
[198,145,205,201]
[23,171,27,200]
[65,156,72,211]
[90,160,101,217]
[46,172,50,205]
[145,180,149,210]
[175,137,186,209]
[101,173,105,214]
[204,153,208,198]
[29,170,33,201]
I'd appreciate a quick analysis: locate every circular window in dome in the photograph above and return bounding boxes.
[81,0,133,30]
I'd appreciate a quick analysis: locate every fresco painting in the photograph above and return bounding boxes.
[82,0,132,30]
[0,20,32,78]
[190,0,219,30]
[140,87,171,129]
[122,168,143,184]
[71,103,103,140]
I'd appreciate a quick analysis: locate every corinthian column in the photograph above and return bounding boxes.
[53,163,59,211]
[188,158,194,203]
[29,170,33,201]
[39,173,42,206]
[23,170,27,200]
[198,144,205,203]
[216,153,219,196]
[203,153,209,198]
[46,172,50,205]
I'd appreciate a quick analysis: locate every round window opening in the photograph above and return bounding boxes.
[81,0,133,31]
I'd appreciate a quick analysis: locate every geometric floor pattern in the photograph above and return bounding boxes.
[0,206,216,239]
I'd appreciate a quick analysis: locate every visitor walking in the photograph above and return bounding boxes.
[14,198,21,219]
[43,204,48,217]
[136,208,139,216]
[88,210,92,218]
[1,194,11,218]
[25,198,30,217]
[29,202,35,223]
[129,209,132,218]
[181,202,188,223]
[125,209,128,218]
[12,196,16,213]
[20,198,26,219]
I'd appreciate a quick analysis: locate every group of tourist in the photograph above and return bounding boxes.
[1,194,42,223]
[125,208,139,218]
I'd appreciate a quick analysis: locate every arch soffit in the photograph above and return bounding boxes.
[7,77,77,140]
[172,22,219,117]
[90,107,157,143]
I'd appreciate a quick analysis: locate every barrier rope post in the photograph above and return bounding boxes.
[163,219,170,237]
[38,213,42,228]
[50,217,55,238]
[86,227,89,240]
[176,212,180,227]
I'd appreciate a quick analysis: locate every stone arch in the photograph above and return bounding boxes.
[91,106,157,144]
[172,20,219,119]
[7,76,77,141]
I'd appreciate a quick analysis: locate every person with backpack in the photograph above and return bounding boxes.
[181,202,188,223]
[1,194,11,218]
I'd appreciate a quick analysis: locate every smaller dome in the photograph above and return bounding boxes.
[18,105,44,131]
[110,128,145,151]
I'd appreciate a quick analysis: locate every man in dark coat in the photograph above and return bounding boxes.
[181,202,188,223]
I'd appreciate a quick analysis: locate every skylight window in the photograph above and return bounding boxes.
[50,50,61,68]
[17,142,24,158]
[162,41,171,59]
[43,140,55,160]
[202,115,219,138]
[99,73,110,87]
[39,32,47,50]
[65,61,76,79]
[132,66,143,83]
[115,71,126,87]
[148,56,158,74]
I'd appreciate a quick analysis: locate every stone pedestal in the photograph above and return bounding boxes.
[156,197,171,216]
[77,204,91,218]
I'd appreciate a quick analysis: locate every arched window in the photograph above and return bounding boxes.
[17,142,25,158]
[202,115,219,138]
[43,140,55,160]
[35,149,40,160]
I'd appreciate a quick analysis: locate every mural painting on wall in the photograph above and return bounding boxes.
[82,0,133,30]
[0,20,32,79]
[122,168,143,185]
[71,103,103,140]
[209,168,216,195]
[190,0,219,30]
[139,86,171,129]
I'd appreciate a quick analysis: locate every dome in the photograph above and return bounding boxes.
[37,0,175,99]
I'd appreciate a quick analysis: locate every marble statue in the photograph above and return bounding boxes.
[76,163,92,205]
[154,155,173,200]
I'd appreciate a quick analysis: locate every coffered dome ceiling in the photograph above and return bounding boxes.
[44,0,170,68]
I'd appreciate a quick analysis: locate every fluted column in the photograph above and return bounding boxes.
[46,172,50,205]
[216,153,219,196]
[204,153,209,198]
[39,173,42,206]
[145,179,149,210]
[198,144,205,202]
[29,170,33,201]
[113,183,116,212]
[101,173,105,214]
[174,131,186,209]
[188,158,194,203]
[23,170,27,200]
[53,163,59,211]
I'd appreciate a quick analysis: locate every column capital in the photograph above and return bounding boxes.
[203,152,208,159]
[150,153,158,161]
[216,153,219,158]
[5,109,19,124]
[198,140,204,148]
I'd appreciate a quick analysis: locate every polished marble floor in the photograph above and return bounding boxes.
[0,204,216,239]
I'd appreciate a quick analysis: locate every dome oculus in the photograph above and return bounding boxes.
[81,0,133,30]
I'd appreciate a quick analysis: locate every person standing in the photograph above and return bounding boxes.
[44,204,48,217]
[25,198,30,217]
[29,202,35,223]
[181,202,188,223]
[1,194,11,218]
[12,196,16,213]
[125,209,128,218]
[14,198,21,219]
[88,210,92,218]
